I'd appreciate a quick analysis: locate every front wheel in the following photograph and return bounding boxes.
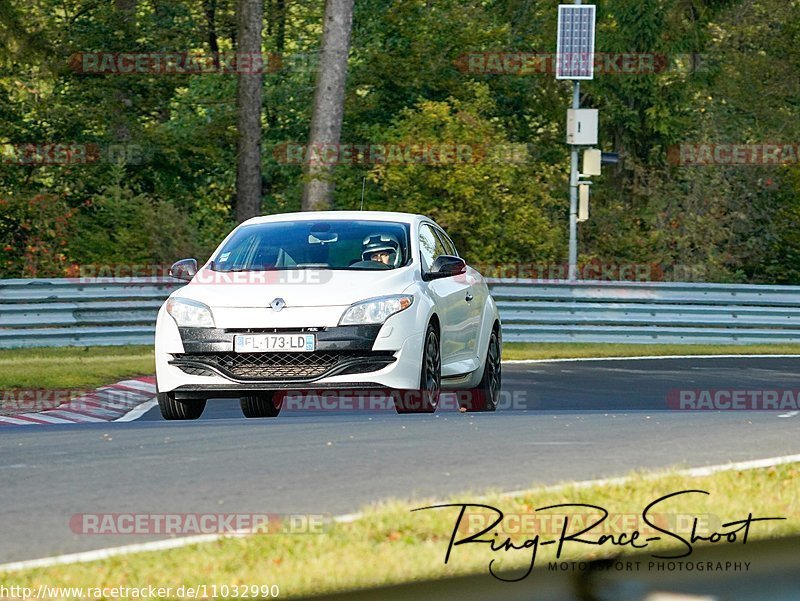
[459,329,501,412]
[394,323,441,414]
[157,392,206,420]
[240,392,281,418]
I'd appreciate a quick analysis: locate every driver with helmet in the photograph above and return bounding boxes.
[362,234,400,266]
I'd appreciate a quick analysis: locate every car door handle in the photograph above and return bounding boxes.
[465,292,474,302]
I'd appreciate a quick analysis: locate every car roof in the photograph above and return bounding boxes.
[241,211,429,226]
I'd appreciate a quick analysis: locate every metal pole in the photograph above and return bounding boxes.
[568,80,580,281]
[568,0,581,282]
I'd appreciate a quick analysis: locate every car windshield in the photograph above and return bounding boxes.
[210,220,412,272]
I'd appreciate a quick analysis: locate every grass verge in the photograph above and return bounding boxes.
[0,345,154,390]
[502,342,800,361]
[2,463,797,598]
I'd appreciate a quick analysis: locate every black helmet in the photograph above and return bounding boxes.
[362,234,400,265]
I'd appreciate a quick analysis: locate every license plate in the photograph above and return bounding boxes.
[234,333,316,353]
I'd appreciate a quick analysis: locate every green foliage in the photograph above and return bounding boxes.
[1,0,800,282]
[361,86,563,264]
[69,163,203,271]
[0,193,73,277]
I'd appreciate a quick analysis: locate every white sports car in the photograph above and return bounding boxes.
[155,211,501,419]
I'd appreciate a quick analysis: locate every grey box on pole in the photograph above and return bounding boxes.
[566,108,598,145]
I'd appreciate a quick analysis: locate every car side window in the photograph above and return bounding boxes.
[433,227,458,257]
[419,224,446,271]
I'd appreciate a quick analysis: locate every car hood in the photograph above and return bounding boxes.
[173,267,415,308]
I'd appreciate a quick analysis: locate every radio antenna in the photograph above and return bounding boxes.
[360,176,366,210]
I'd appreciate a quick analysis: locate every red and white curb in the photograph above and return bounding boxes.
[0,377,157,426]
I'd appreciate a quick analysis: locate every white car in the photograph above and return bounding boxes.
[155,211,501,419]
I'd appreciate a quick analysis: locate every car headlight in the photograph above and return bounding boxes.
[339,295,414,326]
[166,298,215,328]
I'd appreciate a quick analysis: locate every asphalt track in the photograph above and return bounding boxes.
[1,357,798,564]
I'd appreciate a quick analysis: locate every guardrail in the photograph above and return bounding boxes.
[2,277,800,348]
[489,279,800,344]
[0,278,182,348]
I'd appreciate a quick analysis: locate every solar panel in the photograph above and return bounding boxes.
[556,4,596,80]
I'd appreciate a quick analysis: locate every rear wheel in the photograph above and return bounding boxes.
[240,392,281,418]
[157,392,206,420]
[394,323,440,414]
[459,329,501,412]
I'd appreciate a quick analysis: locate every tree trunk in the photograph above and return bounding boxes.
[275,0,286,55]
[301,0,354,211]
[113,0,136,142]
[203,0,220,70]
[235,0,264,223]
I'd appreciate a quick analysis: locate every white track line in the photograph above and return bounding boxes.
[504,353,800,364]
[495,453,800,499]
[2,453,798,573]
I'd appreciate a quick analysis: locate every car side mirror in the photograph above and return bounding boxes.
[169,258,198,282]
[424,255,466,280]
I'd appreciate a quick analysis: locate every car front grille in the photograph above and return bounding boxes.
[176,364,216,377]
[171,351,395,381]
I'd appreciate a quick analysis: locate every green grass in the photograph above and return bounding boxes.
[2,464,797,598]
[0,345,154,390]
[502,342,800,360]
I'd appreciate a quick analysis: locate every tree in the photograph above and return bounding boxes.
[302,0,354,211]
[234,0,263,222]
[368,87,564,265]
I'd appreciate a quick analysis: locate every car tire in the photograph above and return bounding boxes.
[240,393,281,418]
[394,322,440,414]
[459,329,501,412]
[157,392,206,420]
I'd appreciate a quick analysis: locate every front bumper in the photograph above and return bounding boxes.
[155,314,425,395]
